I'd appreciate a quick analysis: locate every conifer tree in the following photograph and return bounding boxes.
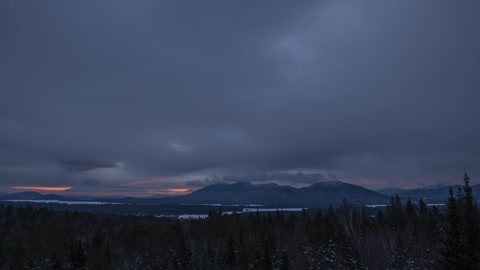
[405,198,416,218]
[49,252,62,270]
[419,199,428,217]
[224,234,236,268]
[460,173,480,269]
[280,251,289,270]
[376,210,384,224]
[102,246,113,270]
[440,187,462,269]
[263,240,273,270]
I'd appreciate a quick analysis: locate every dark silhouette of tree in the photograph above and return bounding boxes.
[49,252,62,270]
[419,199,429,217]
[263,239,273,270]
[387,195,406,228]
[69,239,86,269]
[0,173,478,270]
[440,187,463,269]
[405,198,416,218]
[460,172,480,269]
[280,251,289,270]
[224,234,236,269]
[102,246,113,270]
[376,209,384,223]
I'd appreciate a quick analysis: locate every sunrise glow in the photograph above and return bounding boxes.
[11,186,73,192]
[147,188,189,195]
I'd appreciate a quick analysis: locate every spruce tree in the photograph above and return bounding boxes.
[280,251,289,270]
[461,173,480,269]
[224,234,236,268]
[405,198,416,218]
[419,199,428,217]
[440,187,462,269]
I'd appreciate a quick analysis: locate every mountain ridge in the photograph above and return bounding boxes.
[1,182,479,206]
[156,180,388,207]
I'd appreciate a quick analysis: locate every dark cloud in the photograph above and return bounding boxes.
[82,178,100,187]
[185,176,224,188]
[58,159,117,172]
[186,173,338,188]
[1,0,479,193]
[223,173,335,185]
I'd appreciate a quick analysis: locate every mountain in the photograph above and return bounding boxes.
[395,186,456,203]
[160,181,297,205]
[159,181,389,207]
[0,191,69,201]
[147,194,171,199]
[298,181,388,206]
[381,184,470,203]
[3,182,474,207]
[421,184,448,190]
[376,188,410,196]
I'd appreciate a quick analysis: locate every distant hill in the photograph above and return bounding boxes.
[0,191,69,201]
[163,181,480,206]
[377,184,480,204]
[157,181,297,205]
[157,181,389,207]
[391,185,458,203]
[297,181,389,206]
[2,182,478,207]
[376,188,410,196]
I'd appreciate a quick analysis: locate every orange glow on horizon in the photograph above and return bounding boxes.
[147,188,189,195]
[11,186,72,192]
[165,188,189,193]
[122,177,180,187]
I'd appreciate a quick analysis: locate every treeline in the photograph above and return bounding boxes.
[0,175,478,270]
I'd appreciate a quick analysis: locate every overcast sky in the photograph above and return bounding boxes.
[1,1,479,195]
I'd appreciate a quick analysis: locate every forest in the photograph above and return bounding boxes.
[0,175,478,270]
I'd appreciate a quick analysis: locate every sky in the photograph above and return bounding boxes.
[1,0,479,196]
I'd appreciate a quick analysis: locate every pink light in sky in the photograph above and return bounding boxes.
[11,186,72,192]
[146,188,189,195]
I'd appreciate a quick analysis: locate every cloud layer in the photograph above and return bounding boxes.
[1,1,479,194]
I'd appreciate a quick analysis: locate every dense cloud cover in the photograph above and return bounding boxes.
[1,1,479,195]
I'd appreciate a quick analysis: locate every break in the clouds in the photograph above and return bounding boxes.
[1,0,479,194]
